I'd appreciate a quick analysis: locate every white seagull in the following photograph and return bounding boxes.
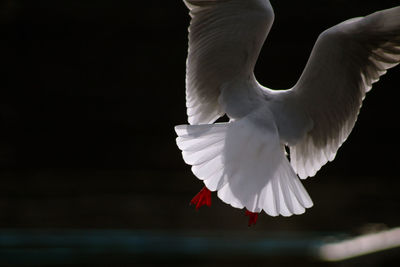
[175,0,400,226]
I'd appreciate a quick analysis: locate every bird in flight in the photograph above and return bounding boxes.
[175,0,400,226]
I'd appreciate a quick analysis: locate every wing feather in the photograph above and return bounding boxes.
[288,6,400,178]
[184,0,274,124]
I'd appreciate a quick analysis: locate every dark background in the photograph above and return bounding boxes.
[1,0,400,266]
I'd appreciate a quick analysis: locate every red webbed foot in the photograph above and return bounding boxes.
[190,186,211,210]
[245,210,259,226]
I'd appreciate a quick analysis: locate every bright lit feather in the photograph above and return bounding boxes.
[175,0,400,216]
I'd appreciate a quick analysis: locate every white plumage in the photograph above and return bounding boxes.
[175,0,400,218]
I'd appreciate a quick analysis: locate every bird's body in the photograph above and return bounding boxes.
[175,0,400,223]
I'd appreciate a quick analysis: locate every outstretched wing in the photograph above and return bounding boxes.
[288,6,400,179]
[184,0,274,124]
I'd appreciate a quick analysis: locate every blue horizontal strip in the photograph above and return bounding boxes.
[0,229,346,265]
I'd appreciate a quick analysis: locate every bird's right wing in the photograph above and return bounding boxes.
[286,6,400,179]
[184,0,274,124]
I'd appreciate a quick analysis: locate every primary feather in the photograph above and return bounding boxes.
[288,8,400,178]
[176,0,400,216]
[185,0,274,124]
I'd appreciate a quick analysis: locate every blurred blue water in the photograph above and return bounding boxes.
[0,229,343,265]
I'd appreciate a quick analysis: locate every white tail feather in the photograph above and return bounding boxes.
[175,118,313,216]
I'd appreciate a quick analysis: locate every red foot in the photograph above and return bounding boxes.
[245,210,259,226]
[190,187,211,210]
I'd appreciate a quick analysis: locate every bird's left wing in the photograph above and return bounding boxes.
[184,0,274,124]
[286,6,400,179]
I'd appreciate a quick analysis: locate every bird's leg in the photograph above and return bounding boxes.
[245,210,259,226]
[190,186,211,210]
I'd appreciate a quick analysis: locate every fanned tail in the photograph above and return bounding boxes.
[175,118,313,216]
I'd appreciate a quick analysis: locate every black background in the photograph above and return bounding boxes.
[2,0,400,171]
[1,0,400,265]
